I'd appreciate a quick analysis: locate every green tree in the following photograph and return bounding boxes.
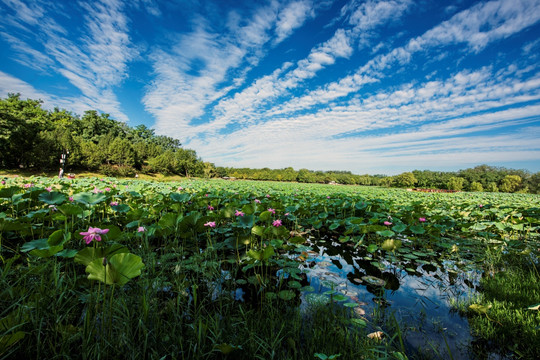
[80,110,125,143]
[108,138,137,167]
[81,140,107,170]
[393,172,418,188]
[499,175,522,193]
[297,169,314,183]
[527,172,540,194]
[447,177,466,191]
[469,181,484,192]
[0,93,48,168]
[486,182,499,192]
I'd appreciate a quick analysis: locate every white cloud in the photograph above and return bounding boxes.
[0,0,137,122]
[144,4,281,138]
[188,61,540,174]
[273,0,540,116]
[274,0,314,44]
[192,0,411,137]
[0,70,127,119]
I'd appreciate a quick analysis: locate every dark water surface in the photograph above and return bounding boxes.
[296,238,510,360]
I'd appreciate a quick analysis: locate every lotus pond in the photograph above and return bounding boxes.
[1,176,539,359]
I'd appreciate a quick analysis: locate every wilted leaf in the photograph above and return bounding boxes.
[469,304,492,314]
[367,331,384,341]
[381,239,402,252]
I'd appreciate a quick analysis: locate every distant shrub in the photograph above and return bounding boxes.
[469,181,483,192]
[99,164,136,177]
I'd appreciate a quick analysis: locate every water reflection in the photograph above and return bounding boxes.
[298,237,507,360]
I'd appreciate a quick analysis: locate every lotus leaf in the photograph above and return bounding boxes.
[86,253,144,286]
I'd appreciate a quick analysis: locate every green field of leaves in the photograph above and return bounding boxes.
[1,176,539,359]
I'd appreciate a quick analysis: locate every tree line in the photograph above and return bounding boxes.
[0,93,210,177]
[215,166,539,193]
[1,94,539,193]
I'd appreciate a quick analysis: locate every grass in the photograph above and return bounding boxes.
[0,169,187,183]
[452,249,540,359]
[0,243,404,360]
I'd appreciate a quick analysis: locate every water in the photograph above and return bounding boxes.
[297,237,510,359]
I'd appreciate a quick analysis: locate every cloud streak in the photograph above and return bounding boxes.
[0,0,136,121]
[1,0,539,174]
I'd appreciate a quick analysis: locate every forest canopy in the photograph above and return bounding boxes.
[0,93,209,177]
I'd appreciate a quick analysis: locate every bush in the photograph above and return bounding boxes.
[99,164,136,177]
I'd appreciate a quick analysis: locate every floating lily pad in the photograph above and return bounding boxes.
[278,290,296,300]
[361,275,386,287]
[305,293,330,305]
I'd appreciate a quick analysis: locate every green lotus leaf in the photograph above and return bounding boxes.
[278,290,295,300]
[48,229,70,247]
[39,191,67,205]
[86,253,144,286]
[410,225,426,234]
[169,192,190,203]
[21,238,63,257]
[251,225,264,236]
[55,249,78,258]
[74,244,129,266]
[376,229,395,237]
[158,212,178,229]
[58,203,83,216]
[72,192,107,206]
[111,204,130,213]
[259,211,272,221]
[0,187,19,198]
[367,244,378,253]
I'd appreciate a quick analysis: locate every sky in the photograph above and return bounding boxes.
[1,0,540,175]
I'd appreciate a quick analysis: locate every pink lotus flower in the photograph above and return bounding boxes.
[204,221,216,228]
[254,199,261,203]
[272,219,282,227]
[1,180,5,185]
[110,201,119,206]
[80,227,109,245]
[178,186,183,191]
[205,193,209,197]
[478,204,483,208]
[284,212,290,216]
[419,217,426,222]
[235,210,245,217]
[327,196,330,199]
[266,194,270,198]
[268,208,276,214]
[105,187,111,192]
[23,183,33,188]
[207,205,214,211]
[137,226,146,232]
[45,186,53,192]
[69,196,74,202]
[384,221,392,226]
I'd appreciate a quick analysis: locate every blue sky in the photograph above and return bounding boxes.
[1,0,540,175]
